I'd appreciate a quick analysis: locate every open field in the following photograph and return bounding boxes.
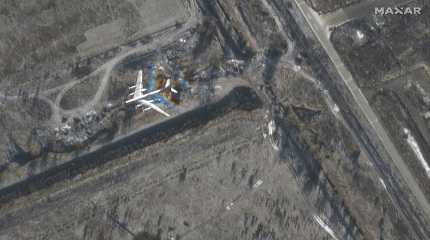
[305,0,363,14]
[1,0,428,239]
[0,0,190,92]
[77,0,187,57]
[330,1,430,202]
[0,104,332,240]
[370,67,430,198]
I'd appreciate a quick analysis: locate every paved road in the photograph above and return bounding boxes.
[293,0,430,232]
[261,0,343,121]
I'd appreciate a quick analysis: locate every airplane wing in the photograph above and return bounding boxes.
[126,88,161,104]
[137,99,170,117]
[134,70,144,99]
[126,70,149,104]
[141,89,161,98]
[135,99,154,109]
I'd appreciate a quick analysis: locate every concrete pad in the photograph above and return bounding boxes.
[78,18,127,56]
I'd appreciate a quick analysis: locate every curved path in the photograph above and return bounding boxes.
[0,3,198,126]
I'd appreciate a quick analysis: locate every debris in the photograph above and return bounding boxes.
[253,179,263,188]
[226,202,234,210]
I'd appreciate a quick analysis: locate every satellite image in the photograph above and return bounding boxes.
[0,0,429,239]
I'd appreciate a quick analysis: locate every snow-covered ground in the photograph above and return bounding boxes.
[403,128,430,178]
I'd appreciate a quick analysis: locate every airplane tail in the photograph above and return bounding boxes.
[163,78,179,95]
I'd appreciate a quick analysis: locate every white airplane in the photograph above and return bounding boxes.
[126,70,170,117]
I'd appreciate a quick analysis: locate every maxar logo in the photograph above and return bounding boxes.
[375,6,422,15]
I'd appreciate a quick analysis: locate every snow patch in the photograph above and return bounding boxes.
[268,120,279,151]
[379,178,387,191]
[415,83,430,105]
[330,103,340,116]
[313,215,339,240]
[292,64,301,72]
[404,128,430,178]
[268,120,276,136]
[356,30,364,40]
[262,132,267,139]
